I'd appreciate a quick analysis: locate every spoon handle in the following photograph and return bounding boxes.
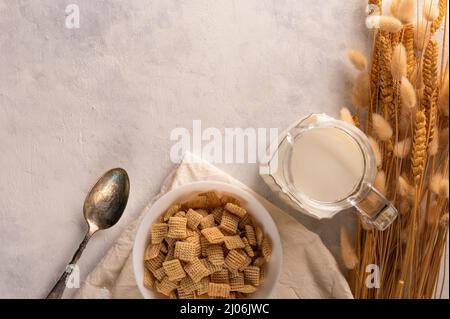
[46,231,93,299]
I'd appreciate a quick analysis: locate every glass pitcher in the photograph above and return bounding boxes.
[260,113,397,231]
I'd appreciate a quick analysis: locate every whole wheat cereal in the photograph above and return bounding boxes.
[182,194,208,210]
[242,237,255,257]
[208,283,231,298]
[220,194,241,206]
[174,211,186,218]
[224,249,247,271]
[180,276,198,293]
[261,237,272,261]
[184,258,210,283]
[211,269,230,284]
[151,223,168,244]
[238,213,252,229]
[144,251,165,272]
[186,209,203,229]
[235,285,257,294]
[185,235,201,257]
[144,268,155,289]
[201,227,225,244]
[200,214,215,229]
[196,277,210,295]
[224,235,246,250]
[206,244,225,266]
[219,212,239,234]
[186,228,196,238]
[163,204,181,221]
[163,259,186,281]
[144,243,162,260]
[195,209,209,217]
[200,258,222,275]
[143,190,273,299]
[174,241,196,262]
[177,287,195,299]
[243,266,260,286]
[200,235,209,257]
[212,207,224,224]
[245,225,257,246]
[152,266,166,281]
[200,191,222,209]
[167,217,187,239]
[255,226,264,247]
[230,272,245,291]
[259,266,265,285]
[156,276,178,296]
[240,253,252,270]
[224,203,247,218]
[253,256,266,267]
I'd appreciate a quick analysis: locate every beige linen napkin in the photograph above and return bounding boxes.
[74,152,353,299]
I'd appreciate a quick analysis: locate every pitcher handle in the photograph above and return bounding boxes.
[351,183,398,231]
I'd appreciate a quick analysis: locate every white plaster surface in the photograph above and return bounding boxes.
[0,0,447,298]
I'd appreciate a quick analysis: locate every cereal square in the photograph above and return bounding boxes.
[156,276,178,296]
[206,244,225,266]
[144,243,162,260]
[180,276,198,294]
[242,237,255,257]
[177,287,195,299]
[200,190,222,208]
[200,235,210,257]
[196,277,210,295]
[245,225,257,246]
[212,207,224,224]
[220,194,241,206]
[186,209,203,229]
[184,258,210,283]
[211,269,229,284]
[224,202,247,218]
[151,223,168,244]
[200,214,216,229]
[163,204,181,221]
[223,235,246,250]
[152,266,166,281]
[224,249,247,271]
[167,216,187,239]
[200,258,221,275]
[201,227,225,244]
[208,283,231,298]
[163,259,186,281]
[261,236,272,260]
[219,212,240,234]
[143,268,155,289]
[144,251,165,272]
[174,241,196,262]
[243,266,260,286]
[230,272,244,291]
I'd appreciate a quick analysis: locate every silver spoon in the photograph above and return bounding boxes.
[46,168,130,299]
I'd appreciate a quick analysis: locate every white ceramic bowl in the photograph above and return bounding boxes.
[133,181,282,299]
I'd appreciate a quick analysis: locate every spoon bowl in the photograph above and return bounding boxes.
[84,168,130,231]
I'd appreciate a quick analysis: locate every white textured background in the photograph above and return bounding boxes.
[0,0,447,298]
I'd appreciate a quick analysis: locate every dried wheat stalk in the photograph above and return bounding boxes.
[341,0,449,299]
